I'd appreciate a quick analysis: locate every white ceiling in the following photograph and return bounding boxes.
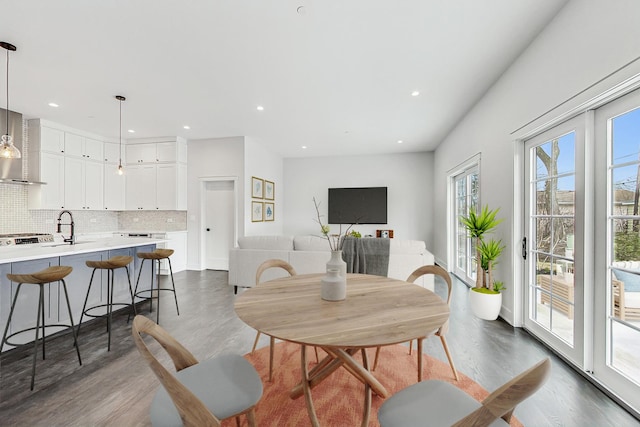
[2,0,568,158]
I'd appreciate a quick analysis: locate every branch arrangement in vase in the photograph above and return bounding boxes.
[313,197,356,251]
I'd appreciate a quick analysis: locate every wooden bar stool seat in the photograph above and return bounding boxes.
[136,248,174,260]
[1,265,82,390]
[133,249,179,325]
[77,255,136,351]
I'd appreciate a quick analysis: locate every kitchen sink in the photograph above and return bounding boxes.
[42,241,95,248]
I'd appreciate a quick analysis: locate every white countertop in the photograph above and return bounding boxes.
[0,237,167,264]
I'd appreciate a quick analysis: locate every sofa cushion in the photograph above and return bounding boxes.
[293,235,330,251]
[238,235,294,250]
[389,239,426,255]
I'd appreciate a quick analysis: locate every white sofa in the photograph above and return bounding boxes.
[228,235,434,292]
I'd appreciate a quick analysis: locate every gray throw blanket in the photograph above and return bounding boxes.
[342,237,390,276]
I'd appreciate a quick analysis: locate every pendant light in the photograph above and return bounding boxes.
[115,95,125,175]
[0,41,20,159]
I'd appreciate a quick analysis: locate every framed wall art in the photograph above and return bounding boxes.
[264,202,274,221]
[251,176,264,199]
[252,201,264,222]
[264,180,275,200]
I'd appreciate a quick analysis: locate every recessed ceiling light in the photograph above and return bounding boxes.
[183,125,190,130]
[397,140,403,144]
[48,102,59,108]
[127,129,135,133]
[302,146,307,149]
[297,6,306,15]
[257,105,264,111]
[411,91,420,97]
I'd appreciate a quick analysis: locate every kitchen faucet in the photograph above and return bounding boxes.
[56,210,75,245]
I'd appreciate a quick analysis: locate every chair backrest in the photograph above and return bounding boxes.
[131,315,221,427]
[255,258,297,286]
[453,358,551,427]
[407,265,453,334]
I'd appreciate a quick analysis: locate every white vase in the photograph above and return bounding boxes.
[321,268,346,301]
[326,250,347,278]
[469,288,502,320]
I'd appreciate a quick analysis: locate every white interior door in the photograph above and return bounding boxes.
[204,180,235,270]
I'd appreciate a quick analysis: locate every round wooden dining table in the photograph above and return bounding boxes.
[234,273,449,427]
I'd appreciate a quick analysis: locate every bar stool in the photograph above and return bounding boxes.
[0,266,82,390]
[77,255,136,351]
[133,248,179,324]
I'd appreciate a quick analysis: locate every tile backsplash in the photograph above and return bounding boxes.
[118,211,187,231]
[0,184,187,235]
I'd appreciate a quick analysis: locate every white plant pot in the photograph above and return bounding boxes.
[469,288,502,320]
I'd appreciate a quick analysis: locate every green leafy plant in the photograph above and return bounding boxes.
[460,205,503,290]
[478,238,504,289]
[349,230,362,238]
[493,281,506,292]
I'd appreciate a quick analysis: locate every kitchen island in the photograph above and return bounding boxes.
[0,236,167,350]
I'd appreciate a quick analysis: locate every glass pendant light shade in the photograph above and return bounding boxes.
[1,41,20,159]
[0,134,21,158]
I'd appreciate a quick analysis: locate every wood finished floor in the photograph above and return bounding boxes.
[0,269,638,426]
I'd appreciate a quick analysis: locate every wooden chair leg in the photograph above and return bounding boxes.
[439,334,459,381]
[417,338,424,382]
[314,346,319,363]
[246,408,258,427]
[269,336,275,382]
[251,331,261,353]
[408,339,413,355]
[235,416,241,427]
[372,346,381,371]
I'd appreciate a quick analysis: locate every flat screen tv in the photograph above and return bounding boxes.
[328,187,387,224]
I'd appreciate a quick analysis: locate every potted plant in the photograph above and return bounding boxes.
[460,205,505,320]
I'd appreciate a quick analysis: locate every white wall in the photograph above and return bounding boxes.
[244,137,284,236]
[186,137,244,270]
[283,152,434,247]
[432,0,640,324]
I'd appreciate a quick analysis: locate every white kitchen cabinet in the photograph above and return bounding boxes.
[64,133,103,161]
[125,143,156,164]
[156,141,184,162]
[28,152,65,210]
[64,157,104,210]
[84,161,104,210]
[39,126,65,154]
[125,164,156,210]
[104,168,125,210]
[126,138,187,164]
[28,119,112,210]
[103,142,122,163]
[64,157,84,209]
[155,164,175,210]
[126,163,186,211]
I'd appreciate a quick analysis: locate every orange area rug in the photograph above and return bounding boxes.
[224,341,523,427]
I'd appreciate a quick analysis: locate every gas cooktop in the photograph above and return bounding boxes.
[0,233,54,247]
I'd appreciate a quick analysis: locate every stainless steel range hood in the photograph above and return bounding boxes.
[0,107,44,185]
